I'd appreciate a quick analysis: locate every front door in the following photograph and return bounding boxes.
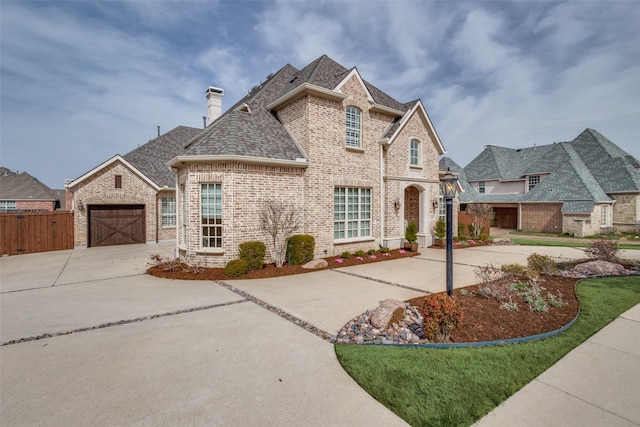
[404,186,420,230]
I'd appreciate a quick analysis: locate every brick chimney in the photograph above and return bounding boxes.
[205,86,224,126]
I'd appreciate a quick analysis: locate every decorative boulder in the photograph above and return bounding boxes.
[370,299,406,329]
[301,259,328,270]
[574,260,626,275]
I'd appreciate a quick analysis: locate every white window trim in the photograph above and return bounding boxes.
[200,183,223,249]
[346,106,362,149]
[334,187,372,240]
[409,139,420,167]
[161,197,176,228]
[601,205,610,227]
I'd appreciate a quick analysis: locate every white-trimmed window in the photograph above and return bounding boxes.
[345,106,362,148]
[438,189,446,219]
[201,183,222,248]
[601,205,609,227]
[334,187,371,239]
[528,175,540,191]
[410,139,420,166]
[0,201,16,211]
[161,197,176,227]
[478,181,486,194]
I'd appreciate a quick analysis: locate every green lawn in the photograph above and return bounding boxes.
[509,237,640,251]
[335,276,640,427]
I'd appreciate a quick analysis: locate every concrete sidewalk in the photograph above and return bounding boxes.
[475,303,640,426]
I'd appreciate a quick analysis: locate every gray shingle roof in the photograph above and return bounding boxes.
[0,168,57,201]
[184,55,411,159]
[456,128,640,211]
[123,126,201,187]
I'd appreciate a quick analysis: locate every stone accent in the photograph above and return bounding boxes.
[370,299,407,329]
[574,260,627,275]
[301,259,328,269]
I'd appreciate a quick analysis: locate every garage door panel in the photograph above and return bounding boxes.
[89,205,145,247]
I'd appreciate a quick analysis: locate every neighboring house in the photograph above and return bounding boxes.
[168,55,446,267]
[447,129,640,237]
[65,126,201,247]
[0,167,65,212]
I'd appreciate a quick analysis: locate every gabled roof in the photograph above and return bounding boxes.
[67,126,200,190]
[177,55,436,164]
[0,168,57,201]
[458,129,640,211]
[123,126,201,187]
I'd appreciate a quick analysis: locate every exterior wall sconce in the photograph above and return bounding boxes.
[77,200,84,212]
[393,199,401,211]
[432,200,439,210]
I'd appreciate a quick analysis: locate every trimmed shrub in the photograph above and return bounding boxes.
[457,223,466,238]
[433,219,446,240]
[341,251,351,259]
[367,249,376,255]
[287,234,315,266]
[478,233,489,241]
[405,221,418,243]
[224,259,248,277]
[239,241,266,270]
[355,249,366,257]
[419,294,463,342]
[380,246,390,254]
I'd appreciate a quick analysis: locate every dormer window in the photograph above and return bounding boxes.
[528,175,540,191]
[346,106,362,148]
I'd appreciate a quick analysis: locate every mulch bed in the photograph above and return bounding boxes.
[147,248,420,280]
[148,246,584,343]
[408,276,580,343]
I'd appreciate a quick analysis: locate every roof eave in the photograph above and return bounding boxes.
[167,155,309,169]
[65,155,162,191]
[266,83,347,111]
[370,103,404,117]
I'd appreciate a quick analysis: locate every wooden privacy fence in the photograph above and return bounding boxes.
[0,212,74,255]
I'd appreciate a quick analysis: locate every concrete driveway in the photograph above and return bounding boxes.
[2,243,638,426]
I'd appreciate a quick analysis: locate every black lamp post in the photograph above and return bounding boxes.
[440,169,458,296]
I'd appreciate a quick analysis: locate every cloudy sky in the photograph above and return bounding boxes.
[2,1,639,188]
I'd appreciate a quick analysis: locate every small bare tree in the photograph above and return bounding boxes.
[466,203,493,238]
[259,200,300,267]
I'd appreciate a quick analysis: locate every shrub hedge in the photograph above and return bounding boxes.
[239,241,266,270]
[287,234,315,265]
[224,259,248,277]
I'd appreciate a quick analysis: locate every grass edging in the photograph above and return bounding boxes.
[335,276,640,427]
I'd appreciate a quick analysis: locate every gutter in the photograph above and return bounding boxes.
[167,155,308,169]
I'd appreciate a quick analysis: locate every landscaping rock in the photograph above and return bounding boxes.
[370,299,406,329]
[574,260,627,275]
[301,259,328,269]
[491,237,512,245]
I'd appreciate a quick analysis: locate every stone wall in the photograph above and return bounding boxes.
[611,193,640,232]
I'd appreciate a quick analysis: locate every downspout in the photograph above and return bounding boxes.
[171,167,179,259]
[379,139,388,247]
[518,202,522,231]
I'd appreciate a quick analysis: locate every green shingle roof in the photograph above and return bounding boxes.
[453,129,640,212]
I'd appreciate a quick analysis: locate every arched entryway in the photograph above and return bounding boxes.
[404,186,420,230]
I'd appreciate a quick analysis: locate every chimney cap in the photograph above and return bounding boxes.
[206,86,224,95]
